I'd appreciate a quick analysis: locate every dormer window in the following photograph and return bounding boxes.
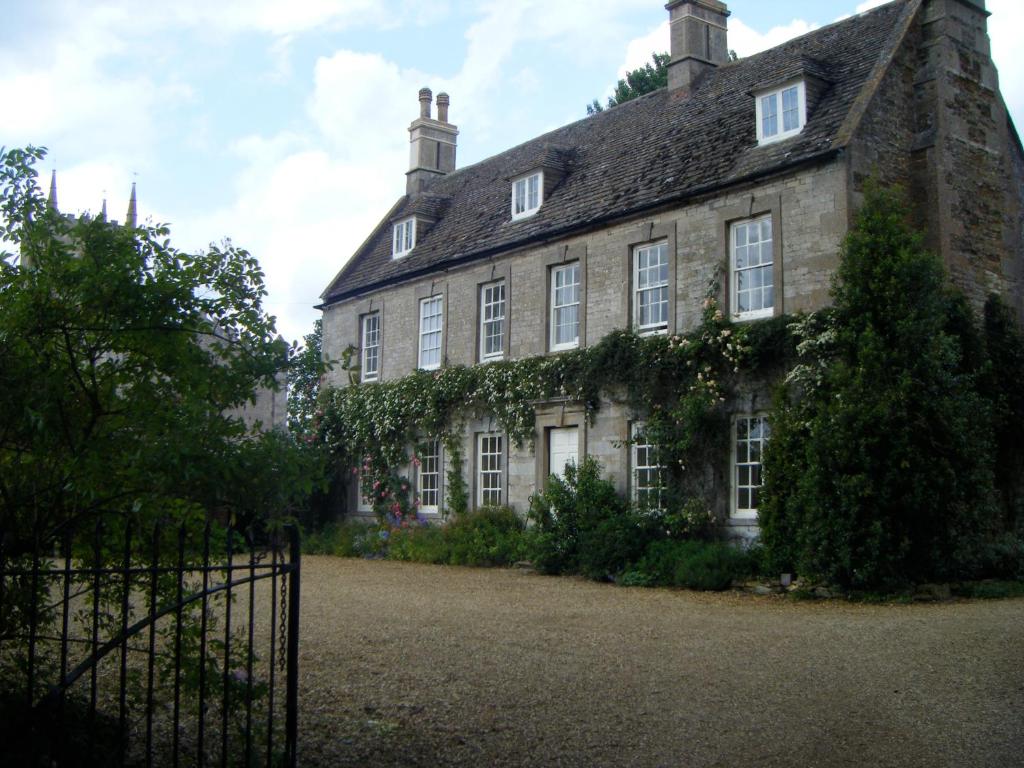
[756,81,806,145]
[392,217,416,258]
[511,171,543,220]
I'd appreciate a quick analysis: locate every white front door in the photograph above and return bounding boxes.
[549,427,579,480]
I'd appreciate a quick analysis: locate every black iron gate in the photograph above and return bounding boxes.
[0,520,300,767]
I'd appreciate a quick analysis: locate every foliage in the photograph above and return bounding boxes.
[979,294,1024,531]
[622,539,753,591]
[305,508,526,567]
[529,457,638,577]
[587,52,670,114]
[759,184,1004,589]
[0,145,314,552]
[445,507,527,566]
[317,280,781,530]
[288,317,330,435]
[0,145,314,748]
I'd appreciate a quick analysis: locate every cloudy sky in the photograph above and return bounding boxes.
[3,0,1021,345]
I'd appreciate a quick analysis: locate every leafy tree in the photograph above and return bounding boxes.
[288,317,328,434]
[0,145,316,551]
[759,184,1000,589]
[587,52,670,114]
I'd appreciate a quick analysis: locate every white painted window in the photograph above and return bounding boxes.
[360,312,380,382]
[417,439,441,514]
[731,215,774,320]
[732,415,770,520]
[418,295,443,370]
[756,81,806,145]
[477,433,504,507]
[633,241,669,335]
[548,426,578,481]
[550,262,580,351]
[631,422,665,510]
[479,281,506,362]
[392,217,416,258]
[511,172,543,220]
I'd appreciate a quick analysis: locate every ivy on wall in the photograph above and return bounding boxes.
[315,286,794,522]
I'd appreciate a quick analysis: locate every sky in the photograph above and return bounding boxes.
[3,0,1022,346]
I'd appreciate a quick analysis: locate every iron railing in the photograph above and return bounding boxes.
[0,520,300,767]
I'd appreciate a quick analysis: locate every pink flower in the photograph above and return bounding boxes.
[372,480,381,489]
[401,484,408,491]
[351,467,359,475]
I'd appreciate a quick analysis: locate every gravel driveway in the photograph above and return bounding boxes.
[296,557,1024,767]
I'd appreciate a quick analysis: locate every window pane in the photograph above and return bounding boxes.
[551,263,580,348]
[783,86,800,132]
[419,297,443,368]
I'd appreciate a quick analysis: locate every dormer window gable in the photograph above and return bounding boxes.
[392,216,416,258]
[755,80,807,146]
[511,171,543,221]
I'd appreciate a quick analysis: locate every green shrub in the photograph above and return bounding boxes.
[623,539,754,591]
[388,524,449,563]
[761,184,1001,589]
[303,520,378,557]
[577,513,659,581]
[445,506,526,566]
[528,457,629,576]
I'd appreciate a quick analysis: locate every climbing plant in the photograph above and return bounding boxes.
[315,280,794,525]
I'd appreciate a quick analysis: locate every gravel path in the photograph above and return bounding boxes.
[296,557,1024,767]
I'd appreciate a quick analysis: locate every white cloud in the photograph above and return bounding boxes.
[728,18,819,58]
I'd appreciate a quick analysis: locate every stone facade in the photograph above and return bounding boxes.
[319,0,1024,535]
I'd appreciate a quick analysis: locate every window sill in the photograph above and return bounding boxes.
[732,309,774,323]
[511,208,540,222]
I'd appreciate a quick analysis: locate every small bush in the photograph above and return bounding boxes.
[623,539,754,591]
[303,520,377,557]
[528,456,629,576]
[446,506,526,566]
[388,524,449,563]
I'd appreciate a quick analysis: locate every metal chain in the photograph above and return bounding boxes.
[277,572,288,673]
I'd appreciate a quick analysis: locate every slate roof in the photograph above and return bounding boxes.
[322,0,916,305]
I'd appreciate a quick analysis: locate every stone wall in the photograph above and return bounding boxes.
[322,161,848,519]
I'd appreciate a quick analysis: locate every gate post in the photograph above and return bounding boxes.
[284,526,301,767]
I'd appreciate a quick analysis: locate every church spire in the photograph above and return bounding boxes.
[125,181,137,228]
[47,169,58,212]
[100,197,108,222]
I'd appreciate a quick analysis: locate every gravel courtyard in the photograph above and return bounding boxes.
[296,557,1024,767]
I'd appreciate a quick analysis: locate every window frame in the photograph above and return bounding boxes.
[511,171,543,221]
[417,294,444,371]
[355,474,373,514]
[359,311,381,383]
[630,421,666,511]
[730,214,775,322]
[416,439,442,515]
[549,261,581,352]
[755,81,806,145]
[392,217,416,258]
[731,414,770,520]
[632,240,670,336]
[478,280,506,363]
[476,432,505,508]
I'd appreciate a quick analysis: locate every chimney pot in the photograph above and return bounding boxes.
[665,0,730,93]
[436,92,450,123]
[418,87,433,119]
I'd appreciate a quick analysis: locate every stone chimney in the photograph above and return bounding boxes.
[665,0,730,93]
[407,87,459,196]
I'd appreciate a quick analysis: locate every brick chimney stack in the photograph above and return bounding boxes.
[665,0,730,93]
[407,87,459,196]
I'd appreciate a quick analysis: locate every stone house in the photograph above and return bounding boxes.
[319,0,1024,536]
